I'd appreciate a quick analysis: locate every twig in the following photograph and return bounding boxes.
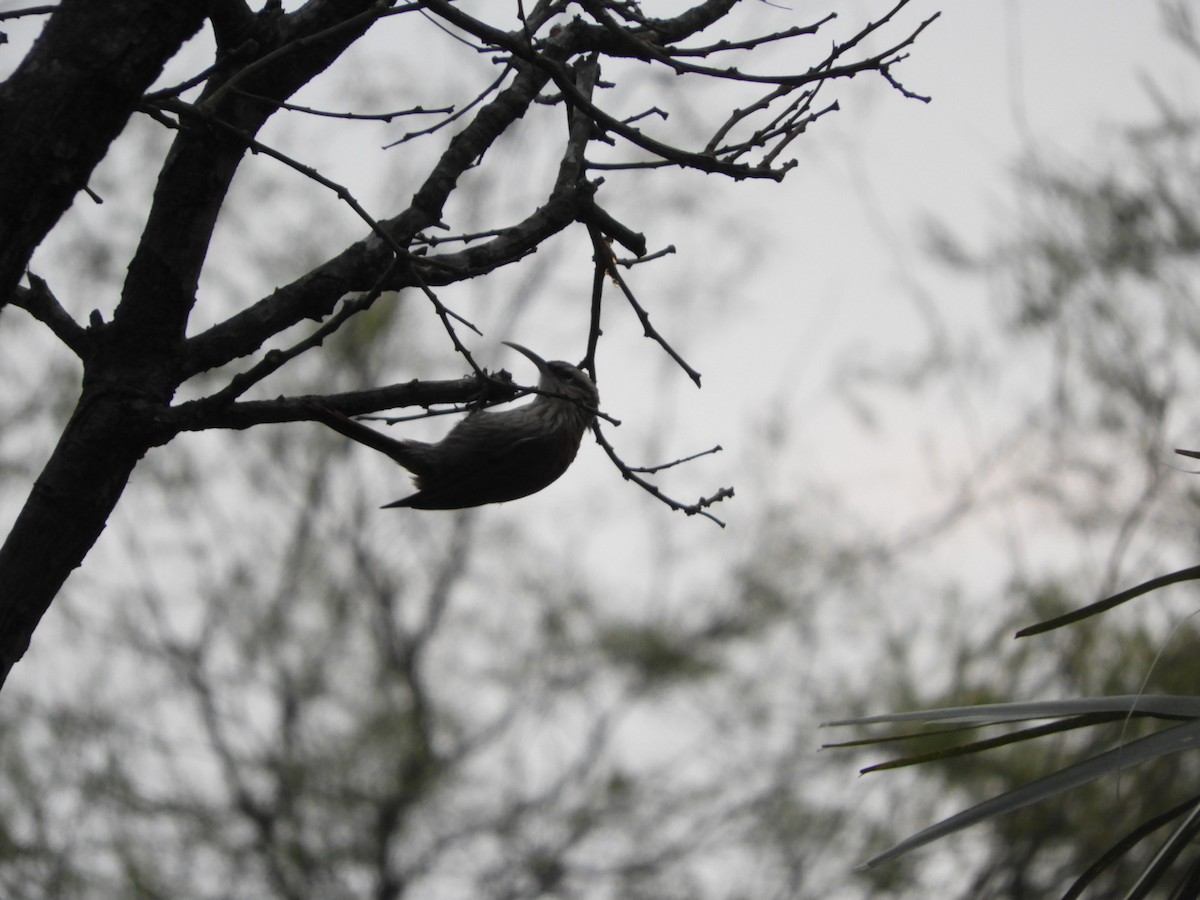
[578,0,932,89]
[668,17,836,57]
[408,272,485,377]
[145,98,395,253]
[761,100,840,165]
[615,245,675,268]
[515,0,533,44]
[607,252,702,387]
[239,94,454,121]
[360,406,480,425]
[621,106,668,126]
[412,226,512,248]
[9,273,89,358]
[145,55,235,103]
[880,58,932,103]
[583,224,610,375]
[585,159,676,172]
[416,4,492,52]
[421,0,800,180]
[582,217,697,386]
[592,422,732,527]
[628,445,722,474]
[580,201,646,257]
[383,70,509,148]
[199,281,394,407]
[0,5,58,21]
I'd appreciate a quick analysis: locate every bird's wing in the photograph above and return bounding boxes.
[387,413,578,509]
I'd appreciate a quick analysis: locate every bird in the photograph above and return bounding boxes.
[310,342,599,510]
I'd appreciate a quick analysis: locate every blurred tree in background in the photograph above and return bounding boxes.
[834,7,1200,896]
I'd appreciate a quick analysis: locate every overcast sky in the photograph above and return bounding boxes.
[696,1,1192,521]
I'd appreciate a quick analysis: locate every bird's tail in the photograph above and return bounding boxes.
[307,404,435,477]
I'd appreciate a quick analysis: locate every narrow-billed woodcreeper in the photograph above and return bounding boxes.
[311,343,599,510]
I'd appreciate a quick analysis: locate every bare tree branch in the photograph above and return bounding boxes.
[0,0,937,686]
[592,421,733,527]
[8,273,89,358]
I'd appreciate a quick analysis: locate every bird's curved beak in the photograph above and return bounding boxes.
[502,341,550,374]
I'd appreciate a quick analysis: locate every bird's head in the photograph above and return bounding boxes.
[503,342,599,411]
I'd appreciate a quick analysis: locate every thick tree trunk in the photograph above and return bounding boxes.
[0,392,157,687]
[0,0,205,302]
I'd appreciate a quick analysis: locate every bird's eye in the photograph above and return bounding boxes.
[551,363,578,383]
